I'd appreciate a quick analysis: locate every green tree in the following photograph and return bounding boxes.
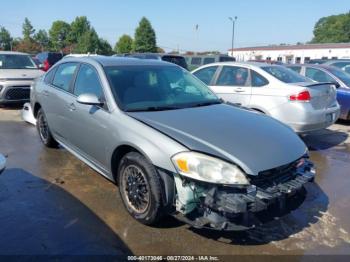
[73,28,99,53]
[49,20,71,51]
[0,26,12,50]
[311,12,350,43]
[133,17,157,53]
[22,17,35,41]
[68,16,91,44]
[34,29,49,51]
[98,38,113,55]
[114,34,133,54]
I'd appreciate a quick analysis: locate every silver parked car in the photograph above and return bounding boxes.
[0,154,6,175]
[31,56,316,230]
[192,62,340,133]
[0,51,44,105]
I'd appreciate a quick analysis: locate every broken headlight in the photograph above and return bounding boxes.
[172,152,249,185]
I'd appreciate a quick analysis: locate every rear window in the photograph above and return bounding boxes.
[261,66,310,83]
[162,56,188,69]
[47,53,63,64]
[219,56,235,62]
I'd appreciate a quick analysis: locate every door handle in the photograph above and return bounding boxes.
[234,88,245,93]
[69,103,76,111]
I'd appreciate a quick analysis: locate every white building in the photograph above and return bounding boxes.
[228,43,350,64]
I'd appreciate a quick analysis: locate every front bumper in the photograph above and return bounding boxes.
[0,81,33,104]
[176,160,315,231]
[21,103,37,125]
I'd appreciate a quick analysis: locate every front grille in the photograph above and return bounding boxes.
[5,87,30,100]
[249,160,298,189]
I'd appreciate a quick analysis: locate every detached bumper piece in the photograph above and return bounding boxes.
[179,160,315,231]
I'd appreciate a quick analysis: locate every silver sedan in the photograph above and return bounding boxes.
[192,62,340,133]
[30,56,316,230]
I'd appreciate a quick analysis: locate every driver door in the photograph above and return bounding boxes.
[67,63,112,172]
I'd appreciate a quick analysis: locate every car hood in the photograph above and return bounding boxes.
[127,104,307,176]
[0,69,44,80]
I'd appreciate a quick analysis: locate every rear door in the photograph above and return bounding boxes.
[44,62,79,143]
[211,65,252,106]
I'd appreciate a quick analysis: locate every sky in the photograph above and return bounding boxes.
[0,0,349,53]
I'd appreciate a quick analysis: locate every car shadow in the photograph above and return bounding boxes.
[301,128,348,151]
[0,103,24,110]
[0,168,132,256]
[189,183,328,245]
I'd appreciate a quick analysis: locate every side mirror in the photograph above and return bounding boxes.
[76,93,103,106]
[332,82,340,88]
[0,154,6,174]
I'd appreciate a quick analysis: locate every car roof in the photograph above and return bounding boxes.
[198,61,278,68]
[287,63,338,71]
[63,55,178,67]
[0,51,30,55]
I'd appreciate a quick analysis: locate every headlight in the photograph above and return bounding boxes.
[172,152,249,185]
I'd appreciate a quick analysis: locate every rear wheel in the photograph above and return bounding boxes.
[36,108,58,148]
[118,152,164,225]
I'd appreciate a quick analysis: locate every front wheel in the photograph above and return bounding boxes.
[36,108,58,148]
[118,152,164,225]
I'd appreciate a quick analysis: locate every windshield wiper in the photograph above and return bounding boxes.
[125,106,181,112]
[190,100,222,108]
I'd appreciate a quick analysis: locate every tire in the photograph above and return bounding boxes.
[36,108,58,148]
[118,152,164,225]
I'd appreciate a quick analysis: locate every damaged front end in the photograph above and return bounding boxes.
[173,157,315,231]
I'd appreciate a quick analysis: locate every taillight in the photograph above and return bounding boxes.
[289,91,311,102]
[43,60,50,72]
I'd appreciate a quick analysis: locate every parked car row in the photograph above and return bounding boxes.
[29,56,316,231]
[192,62,340,132]
[287,64,350,120]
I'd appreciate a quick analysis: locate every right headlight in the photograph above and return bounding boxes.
[171,151,249,185]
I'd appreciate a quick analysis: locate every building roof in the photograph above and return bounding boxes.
[229,43,350,52]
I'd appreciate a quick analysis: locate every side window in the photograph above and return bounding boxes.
[289,66,302,73]
[191,57,202,65]
[216,66,249,86]
[52,63,78,92]
[193,66,218,85]
[44,67,57,84]
[251,70,269,87]
[305,68,334,82]
[203,57,215,65]
[74,64,104,98]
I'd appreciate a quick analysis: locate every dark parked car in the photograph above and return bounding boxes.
[287,64,350,120]
[122,53,188,70]
[35,52,64,71]
[322,60,350,74]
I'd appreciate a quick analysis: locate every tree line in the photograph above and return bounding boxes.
[0,16,158,55]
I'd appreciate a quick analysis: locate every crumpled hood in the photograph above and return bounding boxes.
[128,104,307,175]
[0,69,43,80]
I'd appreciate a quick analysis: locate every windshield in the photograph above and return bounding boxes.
[262,66,310,83]
[105,65,221,112]
[0,54,37,69]
[328,67,350,86]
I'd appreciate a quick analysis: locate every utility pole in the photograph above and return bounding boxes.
[229,16,237,57]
